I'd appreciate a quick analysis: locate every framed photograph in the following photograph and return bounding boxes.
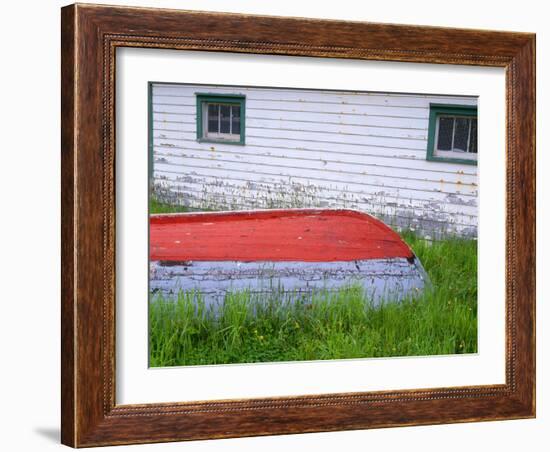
[61,3,535,447]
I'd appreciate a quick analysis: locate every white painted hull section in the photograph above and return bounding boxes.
[149,257,430,309]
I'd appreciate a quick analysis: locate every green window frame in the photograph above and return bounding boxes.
[196,93,246,145]
[426,103,478,166]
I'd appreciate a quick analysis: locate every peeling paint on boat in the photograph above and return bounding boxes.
[150,258,428,308]
[149,209,430,307]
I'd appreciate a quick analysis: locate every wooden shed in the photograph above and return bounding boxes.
[150,83,478,239]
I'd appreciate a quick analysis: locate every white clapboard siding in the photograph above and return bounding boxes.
[153,148,478,184]
[153,143,477,176]
[151,83,479,238]
[154,181,476,238]
[154,119,429,140]
[156,137,432,161]
[153,154,478,195]
[155,166,476,207]
[154,177,478,218]
[155,98,430,119]
[152,84,477,108]
[153,110,429,129]
[154,128,427,151]
[154,172,477,214]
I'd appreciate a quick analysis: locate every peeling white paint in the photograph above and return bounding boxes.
[150,258,429,308]
[151,83,478,239]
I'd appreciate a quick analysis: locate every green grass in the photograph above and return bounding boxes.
[150,198,192,214]
[149,232,478,367]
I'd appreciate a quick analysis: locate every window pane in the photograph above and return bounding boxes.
[220,105,231,134]
[469,119,478,154]
[207,104,219,133]
[437,117,453,151]
[231,105,240,135]
[453,118,470,152]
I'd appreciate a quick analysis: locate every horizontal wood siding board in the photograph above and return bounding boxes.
[154,93,475,110]
[152,142,479,175]
[153,149,478,184]
[153,176,478,216]
[153,149,478,186]
[154,168,478,206]
[151,83,478,237]
[152,103,440,120]
[154,185,478,225]
[153,160,477,196]
[153,183,478,227]
[155,137,429,155]
[154,119,429,139]
[154,129,428,150]
[152,85,478,108]
[216,127,426,146]
[154,110,430,129]
[155,99,431,118]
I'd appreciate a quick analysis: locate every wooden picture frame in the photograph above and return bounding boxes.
[61,3,535,447]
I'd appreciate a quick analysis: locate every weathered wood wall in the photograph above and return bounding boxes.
[151,83,478,239]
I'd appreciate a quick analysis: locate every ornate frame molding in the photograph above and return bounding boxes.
[61,4,535,447]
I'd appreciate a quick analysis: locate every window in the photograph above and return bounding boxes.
[196,94,245,145]
[427,104,478,165]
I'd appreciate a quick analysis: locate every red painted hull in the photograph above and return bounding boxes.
[150,209,413,263]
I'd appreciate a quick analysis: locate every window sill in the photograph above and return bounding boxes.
[197,138,245,146]
[426,155,478,166]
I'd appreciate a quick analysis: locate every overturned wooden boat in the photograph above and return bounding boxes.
[149,209,429,307]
